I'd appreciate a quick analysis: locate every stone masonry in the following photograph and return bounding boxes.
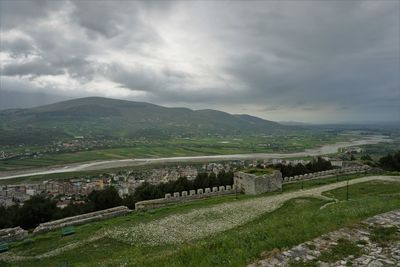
[33,206,131,235]
[234,170,282,195]
[0,227,28,243]
[283,166,370,184]
[248,209,400,267]
[135,185,235,211]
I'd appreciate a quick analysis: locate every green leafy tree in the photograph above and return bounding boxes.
[193,172,210,189]
[18,194,58,229]
[379,151,400,171]
[361,154,373,161]
[88,186,122,211]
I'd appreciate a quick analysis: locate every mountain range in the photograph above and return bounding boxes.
[0,97,284,145]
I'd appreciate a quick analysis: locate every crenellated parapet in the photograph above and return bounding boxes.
[283,165,371,184]
[135,185,235,211]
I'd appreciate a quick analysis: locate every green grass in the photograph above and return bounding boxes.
[283,172,371,192]
[289,238,363,267]
[1,180,400,267]
[317,238,362,263]
[323,179,400,200]
[0,133,352,172]
[370,226,399,246]
[242,167,274,176]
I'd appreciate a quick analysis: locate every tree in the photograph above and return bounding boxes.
[193,173,210,189]
[173,176,193,192]
[379,151,400,171]
[217,170,234,186]
[293,163,307,175]
[361,154,372,161]
[88,186,122,211]
[209,173,218,187]
[18,194,58,229]
[132,182,161,202]
[0,205,20,229]
[122,194,136,210]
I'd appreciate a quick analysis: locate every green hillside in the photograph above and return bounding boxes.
[1,176,399,266]
[0,97,284,145]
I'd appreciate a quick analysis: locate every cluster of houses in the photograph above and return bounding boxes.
[0,138,122,161]
[0,163,226,208]
[0,179,106,208]
[0,156,363,209]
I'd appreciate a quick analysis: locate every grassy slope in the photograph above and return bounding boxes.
[1,177,399,267]
[0,97,282,145]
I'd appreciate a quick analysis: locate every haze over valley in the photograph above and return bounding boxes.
[0,1,399,266]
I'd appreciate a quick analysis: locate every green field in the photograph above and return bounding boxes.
[0,133,351,172]
[1,176,399,267]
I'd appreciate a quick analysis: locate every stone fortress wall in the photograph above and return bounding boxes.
[234,170,282,195]
[282,165,370,184]
[135,185,235,211]
[1,165,372,242]
[136,166,371,210]
[33,206,131,235]
[0,226,28,243]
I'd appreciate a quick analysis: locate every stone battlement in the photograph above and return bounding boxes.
[33,206,131,235]
[135,185,235,211]
[282,165,370,183]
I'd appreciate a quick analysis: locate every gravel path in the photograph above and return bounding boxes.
[1,175,399,262]
[106,176,400,246]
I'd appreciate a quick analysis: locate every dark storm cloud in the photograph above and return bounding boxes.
[1,36,36,57]
[71,1,165,40]
[0,0,63,30]
[105,63,164,93]
[0,0,398,122]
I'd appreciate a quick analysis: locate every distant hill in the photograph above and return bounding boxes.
[0,97,284,145]
[279,121,312,126]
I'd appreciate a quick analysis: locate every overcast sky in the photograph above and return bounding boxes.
[0,0,399,123]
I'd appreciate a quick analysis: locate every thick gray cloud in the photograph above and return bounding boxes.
[0,0,399,123]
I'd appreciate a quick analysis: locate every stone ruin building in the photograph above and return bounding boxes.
[234,170,282,195]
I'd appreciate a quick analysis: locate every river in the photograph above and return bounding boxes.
[0,135,391,180]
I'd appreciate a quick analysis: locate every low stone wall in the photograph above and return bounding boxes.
[282,165,370,184]
[135,185,235,211]
[0,226,28,243]
[33,206,131,235]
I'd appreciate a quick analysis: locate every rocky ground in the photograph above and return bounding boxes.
[248,209,400,267]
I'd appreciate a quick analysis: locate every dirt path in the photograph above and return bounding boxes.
[1,175,399,262]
